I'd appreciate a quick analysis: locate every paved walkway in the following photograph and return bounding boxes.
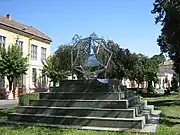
[0,100,18,109]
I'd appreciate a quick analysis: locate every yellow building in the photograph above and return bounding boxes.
[0,14,52,93]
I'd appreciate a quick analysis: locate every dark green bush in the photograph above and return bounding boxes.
[148,84,154,93]
[171,73,179,91]
[19,93,39,106]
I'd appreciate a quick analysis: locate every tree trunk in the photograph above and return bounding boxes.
[53,81,56,89]
[147,80,153,93]
[7,78,14,99]
[8,80,13,92]
[135,79,140,88]
[178,74,180,98]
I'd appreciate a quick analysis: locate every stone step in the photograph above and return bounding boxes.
[131,101,146,115]
[8,113,146,129]
[58,79,119,87]
[50,86,128,92]
[29,97,140,109]
[50,79,127,93]
[138,110,151,123]
[39,91,135,100]
[59,80,109,86]
[18,106,136,118]
[145,105,154,114]
[50,86,112,92]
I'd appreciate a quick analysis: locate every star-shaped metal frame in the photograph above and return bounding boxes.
[71,34,112,79]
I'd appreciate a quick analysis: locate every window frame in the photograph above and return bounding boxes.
[31,44,38,60]
[41,47,46,61]
[32,68,37,85]
[0,35,6,48]
[15,40,23,54]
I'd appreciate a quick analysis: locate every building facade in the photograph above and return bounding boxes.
[156,60,174,89]
[122,60,175,89]
[0,14,52,93]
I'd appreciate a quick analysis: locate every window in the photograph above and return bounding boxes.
[39,69,47,88]
[32,68,37,85]
[41,70,47,88]
[0,36,6,48]
[15,40,23,53]
[31,45,37,60]
[41,47,46,61]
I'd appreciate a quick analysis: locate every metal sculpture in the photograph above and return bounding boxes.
[71,33,112,79]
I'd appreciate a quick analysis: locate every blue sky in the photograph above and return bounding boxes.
[0,0,161,57]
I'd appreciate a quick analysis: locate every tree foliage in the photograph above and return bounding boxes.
[171,73,179,91]
[151,53,166,65]
[54,45,72,71]
[152,0,180,79]
[42,55,69,86]
[0,44,28,91]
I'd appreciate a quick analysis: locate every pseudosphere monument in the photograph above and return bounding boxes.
[7,33,161,133]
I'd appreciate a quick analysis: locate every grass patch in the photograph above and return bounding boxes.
[0,93,180,134]
[0,107,17,120]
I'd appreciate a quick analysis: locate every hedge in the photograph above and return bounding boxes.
[19,93,39,106]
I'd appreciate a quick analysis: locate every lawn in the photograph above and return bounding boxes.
[0,94,180,135]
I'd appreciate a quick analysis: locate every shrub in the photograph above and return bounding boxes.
[19,93,39,106]
[148,85,154,93]
[171,73,179,91]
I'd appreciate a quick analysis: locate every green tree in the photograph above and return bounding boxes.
[171,73,179,91]
[134,54,158,91]
[144,57,158,91]
[105,40,145,86]
[54,45,72,71]
[0,44,28,91]
[151,53,166,65]
[42,55,69,87]
[129,53,145,88]
[105,40,120,79]
[152,0,180,82]
[112,48,130,80]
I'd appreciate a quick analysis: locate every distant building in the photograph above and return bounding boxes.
[122,60,175,89]
[156,60,174,89]
[0,14,52,93]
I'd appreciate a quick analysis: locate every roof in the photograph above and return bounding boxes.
[158,60,173,66]
[0,15,52,42]
[157,73,166,76]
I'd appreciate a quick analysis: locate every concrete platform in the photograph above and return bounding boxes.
[5,79,161,132]
[8,113,146,129]
[29,97,140,109]
[39,91,135,100]
[0,110,161,133]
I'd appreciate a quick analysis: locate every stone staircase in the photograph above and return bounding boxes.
[7,79,155,131]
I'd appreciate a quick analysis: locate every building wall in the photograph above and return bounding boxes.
[158,65,174,74]
[156,61,174,89]
[0,28,51,91]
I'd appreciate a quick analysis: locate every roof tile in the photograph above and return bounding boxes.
[0,15,52,41]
